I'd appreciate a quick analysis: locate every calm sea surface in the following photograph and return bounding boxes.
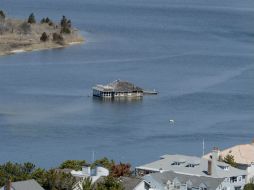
[0,0,254,168]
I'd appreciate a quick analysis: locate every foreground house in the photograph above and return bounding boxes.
[135,148,247,190]
[92,80,143,98]
[143,171,225,190]
[0,179,45,190]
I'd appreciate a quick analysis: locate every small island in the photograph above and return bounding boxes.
[0,10,84,56]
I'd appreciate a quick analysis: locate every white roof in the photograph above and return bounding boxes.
[136,154,247,178]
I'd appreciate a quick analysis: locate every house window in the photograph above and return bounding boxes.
[238,176,242,182]
[230,177,237,183]
[174,184,180,189]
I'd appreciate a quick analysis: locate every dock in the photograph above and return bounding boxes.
[143,90,158,95]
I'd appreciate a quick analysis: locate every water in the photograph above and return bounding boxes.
[0,0,254,168]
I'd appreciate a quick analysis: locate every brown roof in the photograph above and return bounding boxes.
[110,80,143,92]
[203,142,254,165]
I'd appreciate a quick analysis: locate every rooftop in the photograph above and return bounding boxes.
[93,80,143,93]
[0,179,44,190]
[119,176,143,190]
[144,171,225,190]
[136,154,247,178]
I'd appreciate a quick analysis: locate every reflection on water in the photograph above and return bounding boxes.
[93,96,143,104]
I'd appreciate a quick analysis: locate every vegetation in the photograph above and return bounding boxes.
[91,158,131,177]
[96,176,124,190]
[111,163,132,177]
[0,10,5,19]
[19,22,31,34]
[223,154,237,167]
[40,32,49,42]
[91,157,115,170]
[244,183,254,190]
[27,13,36,24]
[60,16,71,34]
[82,177,94,190]
[0,158,128,190]
[41,17,53,26]
[59,160,86,171]
[53,32,64,43]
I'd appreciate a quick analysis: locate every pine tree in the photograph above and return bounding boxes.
[28,13,36,24]
[0,10,5,19]
[223,154,237,167]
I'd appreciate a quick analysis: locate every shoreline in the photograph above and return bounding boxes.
[0,39,84,57]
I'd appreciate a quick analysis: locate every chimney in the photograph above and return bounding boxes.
[207,147,219,177]
[6,179,11,190]
[207,160,212,175]
[212,147,220,161]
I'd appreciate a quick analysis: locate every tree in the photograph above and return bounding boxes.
[0,10,5,19]
[223,154,237,167]
[96,176,124,190]
[41,17,54,26]
[60,16,71,34]
[40,18,46,24]
[111,163,131,178]
[59,160,86,171]
[91,157,115,170]
[82,177,94,190]
[31,168,47,188]
[40,32,49,42]
[23,162,35,174]
[28,13,36,24]
[45,169,58,190]
[56,172,76,190]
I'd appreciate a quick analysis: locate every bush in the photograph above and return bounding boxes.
[27,13,36,24]
[96,176,124,190]
[244,183,254,190]
[19,22,31,34]
[0,10,5,19]
[40,32,49,42]
[52,32,64,43]
[61,27,71,34]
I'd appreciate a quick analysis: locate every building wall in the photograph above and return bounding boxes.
[134,181,146,190]
[220,176,246,190]
[247,163,254,183]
